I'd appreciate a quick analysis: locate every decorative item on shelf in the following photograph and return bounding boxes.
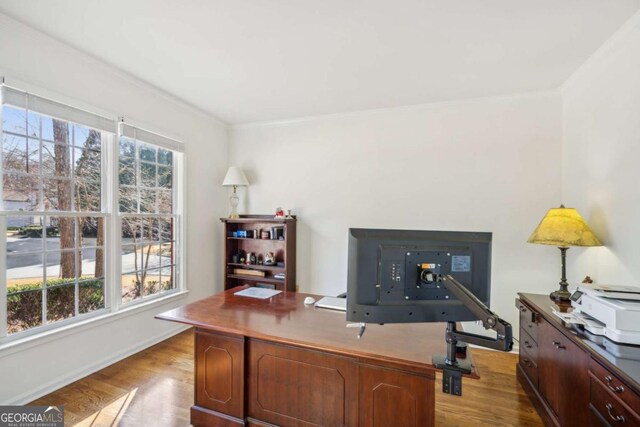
[260,230,270,239]
[250,253,257,265]
[527,205,603,302]
[274,272,285,280]
[274,207,284,218]
[257,254,263,265]
[222,166,250,219]
[285,209,293,219]
[264,251,276,266]
[245,252,254,265]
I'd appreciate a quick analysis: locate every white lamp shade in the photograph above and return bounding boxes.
[222,167,249,187]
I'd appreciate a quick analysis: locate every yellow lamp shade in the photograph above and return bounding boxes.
[527,205,602,247]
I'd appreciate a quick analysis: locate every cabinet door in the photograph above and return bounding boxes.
[556,333,591,427]
[359,364,434,427]
[538,319,561,417]
[538,319,592,427]
[195,330,245,419]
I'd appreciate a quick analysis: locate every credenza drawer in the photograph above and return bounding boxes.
[590,376,640,426]
[519,350,538,389]
[516,299,539,342]
[520,328,539,364]
[590,358,640,418]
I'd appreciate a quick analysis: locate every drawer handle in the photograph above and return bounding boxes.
[522,358,533,368]
[605,376,625,394]
[524,341,533,349]
[519,306,527,312]
[605,403,625,423]
[552,341,565,350]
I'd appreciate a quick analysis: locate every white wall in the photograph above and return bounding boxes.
[562,11,640,285]
[230,92,563,330]
[0,13,228,404]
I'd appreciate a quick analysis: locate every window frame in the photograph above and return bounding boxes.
[0,84,187,344]
[115,123,184,308]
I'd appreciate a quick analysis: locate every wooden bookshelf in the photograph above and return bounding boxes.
[220,215,296,292]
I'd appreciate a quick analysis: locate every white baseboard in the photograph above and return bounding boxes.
[8,324,190,405]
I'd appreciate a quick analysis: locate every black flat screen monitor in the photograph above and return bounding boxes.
[346,228,492,324]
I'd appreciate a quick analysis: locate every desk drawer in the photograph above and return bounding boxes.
[516,299,539,342]
[519,350,538,389]
[590,358,640,417]
[520,328,539,364]
[590,376,640,426]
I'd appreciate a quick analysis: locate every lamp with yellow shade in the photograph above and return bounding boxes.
[527,205,602,302]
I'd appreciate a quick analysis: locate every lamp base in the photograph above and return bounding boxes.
[228,190,240,219]
[550,247,572,302]
[550,288,571,302]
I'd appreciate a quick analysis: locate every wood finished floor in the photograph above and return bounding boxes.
[31,329,543,426]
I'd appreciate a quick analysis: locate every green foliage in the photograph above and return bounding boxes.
[17,225,59,238]
[7,277,104,334]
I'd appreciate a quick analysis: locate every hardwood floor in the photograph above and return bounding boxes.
[31,329,543,426]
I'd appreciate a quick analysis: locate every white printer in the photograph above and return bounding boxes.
[571,284,640,346]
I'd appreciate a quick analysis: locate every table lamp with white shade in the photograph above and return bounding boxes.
[222,166,249,218]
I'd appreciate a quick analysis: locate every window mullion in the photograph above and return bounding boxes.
[74,217,79,317]
[0,216,7,337]
[0,98,4,210]
[0,97,5,337]
[111,130,120,311]
[41,253,47,327]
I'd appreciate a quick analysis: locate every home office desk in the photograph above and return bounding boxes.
[157,287,477,427]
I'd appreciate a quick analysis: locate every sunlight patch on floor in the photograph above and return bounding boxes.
[73,388,138,427]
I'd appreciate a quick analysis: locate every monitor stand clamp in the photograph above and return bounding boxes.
[432,321,472,396]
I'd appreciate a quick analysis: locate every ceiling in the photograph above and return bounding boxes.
[0,1,638,125]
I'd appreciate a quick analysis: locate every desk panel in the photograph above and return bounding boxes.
[248,339,358,427]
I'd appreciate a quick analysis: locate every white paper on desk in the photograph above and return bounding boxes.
[234,287,282,299]
[551,308,586,325]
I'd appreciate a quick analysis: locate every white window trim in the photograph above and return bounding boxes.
[0,82,188,345]
[0,289,189,356]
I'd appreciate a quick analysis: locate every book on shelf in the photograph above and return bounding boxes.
[233,268,266,277]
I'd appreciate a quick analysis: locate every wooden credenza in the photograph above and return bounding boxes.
[157,287,476,427]
[516,293,640,427]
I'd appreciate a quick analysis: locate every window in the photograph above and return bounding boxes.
[0,85,184,340]
[118,124,182,304]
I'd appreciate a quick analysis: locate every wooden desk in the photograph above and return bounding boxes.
[157,287,476,427]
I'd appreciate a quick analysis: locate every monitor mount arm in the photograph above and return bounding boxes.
[432,274,513,396]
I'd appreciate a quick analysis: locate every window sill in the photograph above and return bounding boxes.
[0,289,189,358]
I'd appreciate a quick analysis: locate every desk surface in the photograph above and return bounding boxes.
[157,286,476,377]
